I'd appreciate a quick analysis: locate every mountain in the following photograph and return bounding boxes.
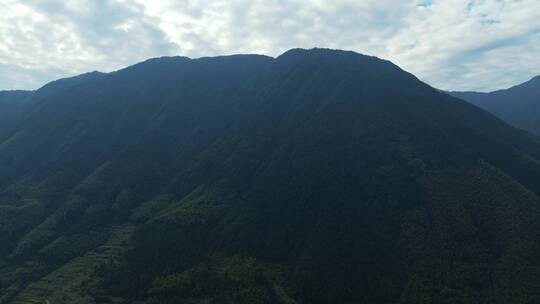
[450,76,540,136]
[0,90,34,139]
[2,48,540,304]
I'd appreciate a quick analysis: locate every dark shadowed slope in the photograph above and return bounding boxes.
[450,75,540,136]
[2,49,540,304]
[0,90,34,140]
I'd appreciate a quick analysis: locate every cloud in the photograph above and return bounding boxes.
[0,0,178,90]
[385,0,540,91]
[0,0,539,91]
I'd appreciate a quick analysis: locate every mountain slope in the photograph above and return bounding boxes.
[2,49,540,304]
[0,90,34,140]
[450,76,540,136]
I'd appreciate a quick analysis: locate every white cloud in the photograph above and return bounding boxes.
[0,0,178,90]
[0,0,539,91]
[385,0,540,91]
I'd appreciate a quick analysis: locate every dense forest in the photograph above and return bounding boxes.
[1,48,540,303]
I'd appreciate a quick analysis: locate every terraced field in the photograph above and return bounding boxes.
[9,225,134,304]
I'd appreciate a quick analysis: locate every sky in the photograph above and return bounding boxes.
[0,0,539,92]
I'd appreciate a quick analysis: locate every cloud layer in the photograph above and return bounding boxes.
[1,0,539,91]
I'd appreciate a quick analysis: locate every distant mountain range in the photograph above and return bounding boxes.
[2,49,540,304]
[450,76,540,136]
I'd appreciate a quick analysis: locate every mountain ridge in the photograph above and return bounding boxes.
[449,75,540,95]
[1,48,540,304]
[450,74,540,136]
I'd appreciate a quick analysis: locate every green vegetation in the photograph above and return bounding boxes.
[1,49,540,303]
[9,225,133,304]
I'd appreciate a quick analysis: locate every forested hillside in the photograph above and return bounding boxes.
[2,49,540,304]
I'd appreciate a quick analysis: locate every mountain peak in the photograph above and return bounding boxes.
[528,74,540,84]
[506,74,540,92]
[276,47,378,62]
[38,70,105,92]
[4,49,540,304]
